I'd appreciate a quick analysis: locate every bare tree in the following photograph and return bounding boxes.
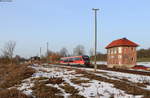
[60,47,68,57]
[46,50,61,63]
[1,41,16,64]
[47,50,54,57]
[73,45,85,56]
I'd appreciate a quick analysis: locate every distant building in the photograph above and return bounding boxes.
[105,38,139,68]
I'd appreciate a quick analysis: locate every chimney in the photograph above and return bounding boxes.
[122,37,127,40]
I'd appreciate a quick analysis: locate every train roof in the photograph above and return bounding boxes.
[60,55,89,59]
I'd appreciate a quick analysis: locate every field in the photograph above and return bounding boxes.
[1,63,149,98]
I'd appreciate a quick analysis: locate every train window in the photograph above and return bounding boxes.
[82,56,90,61]
[60,58,64,61]
[63,58,68,62]
[68,58,74,62]
[74,57,82,61]
[72,58,75,60]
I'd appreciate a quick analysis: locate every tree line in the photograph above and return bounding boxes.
[137,48,150,61]
[0,42,90,64]
[1,41,150,64]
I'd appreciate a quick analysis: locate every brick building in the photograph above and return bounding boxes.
[105,38,139,68]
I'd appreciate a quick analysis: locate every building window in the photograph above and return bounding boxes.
[124,48,126,52]
[131,47,134,51]
[111,56,114,58]
[111,48,113,54]
[119,60,121,65]
[108,49,111,54]
[118,55,122,58]
[114,48,117,54]
[132,57,134,61]
[118,47,122,53]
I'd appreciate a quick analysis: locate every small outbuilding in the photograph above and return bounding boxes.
[105,38,139,68]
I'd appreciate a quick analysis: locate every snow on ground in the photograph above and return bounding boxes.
[15,64,150,98]
[17,78,34,96]
[137,62,150,67]
[77,66,150,89]
[95,61,150,67]
[92,61,107,65]
[97,70,150,90]
[77,80,136,98]
[63,65,150,91]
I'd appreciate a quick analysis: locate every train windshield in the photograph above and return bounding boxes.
[82,56,90,61]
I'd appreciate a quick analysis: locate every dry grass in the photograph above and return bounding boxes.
[38,69,49,73]
[48,77,64,84]
[60,83,79,94]
[0,88,32,98]
[32,81,63,98]
[60,83,85,98]
[75,69,88,74]
[35,77,64,85]
[0,64,35,89]
[71,78,90,85]
[32,77,49,81]
[32,76,84,97]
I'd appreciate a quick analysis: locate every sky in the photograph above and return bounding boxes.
[0,0,150,58]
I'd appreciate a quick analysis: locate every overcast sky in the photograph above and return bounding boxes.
[0,0,150,57]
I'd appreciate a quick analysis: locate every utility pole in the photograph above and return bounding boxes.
[47,42,49,63]
[40,47,42,58]
[47,42,49,55]
[92,8,99,72]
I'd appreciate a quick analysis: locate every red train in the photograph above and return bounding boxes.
[60,55,90,65]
